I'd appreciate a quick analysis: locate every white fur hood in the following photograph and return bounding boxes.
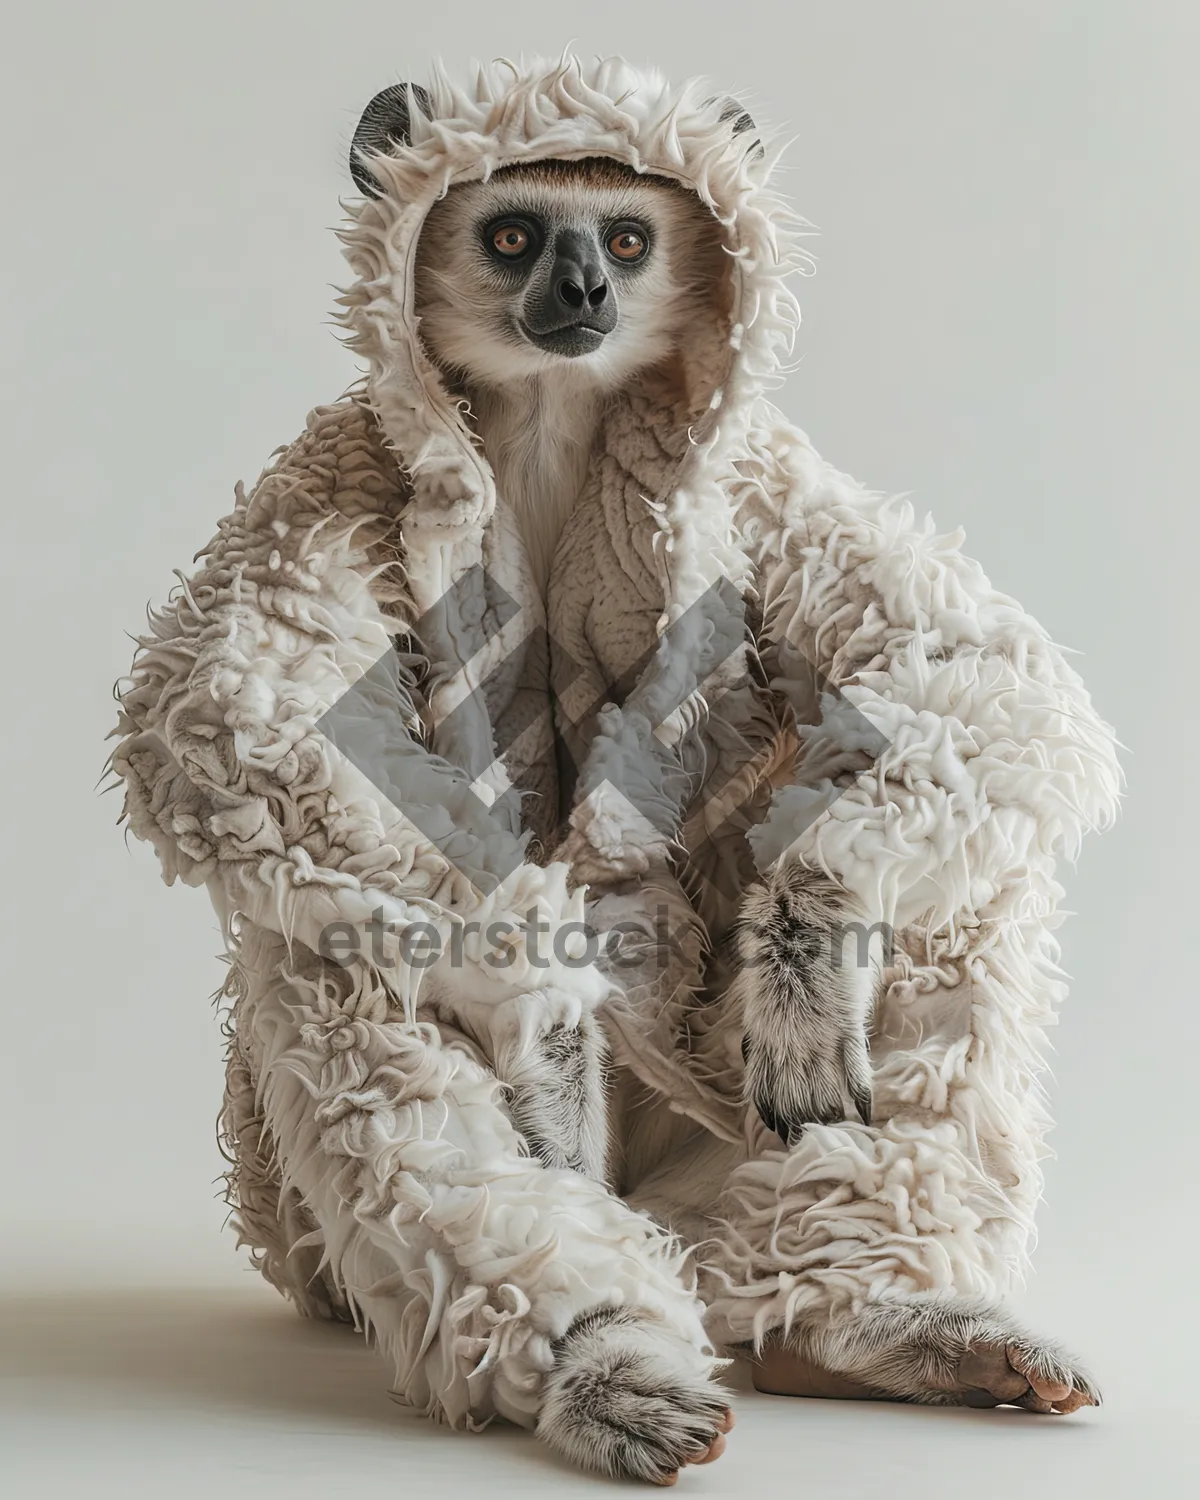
[337,55,800,605]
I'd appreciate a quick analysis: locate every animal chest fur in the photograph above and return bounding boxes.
[472,378,606,599]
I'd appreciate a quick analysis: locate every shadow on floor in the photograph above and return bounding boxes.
[1,1284,440,1433]
[1,1280,1104,1492]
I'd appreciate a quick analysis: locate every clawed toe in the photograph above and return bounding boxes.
[1008,1342,1098,1410]
[955,1335,1099,1415]
[694,1431,727,1465]
[651,1417,732,1487]
[792,1295,1102,1417]
[1006,1338,1100,1413]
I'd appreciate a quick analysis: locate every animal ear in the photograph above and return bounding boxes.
[350,83,432,197]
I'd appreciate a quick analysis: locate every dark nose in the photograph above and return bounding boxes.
[539,228,616,331]
[556,265,608,312]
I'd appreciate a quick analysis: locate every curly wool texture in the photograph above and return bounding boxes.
[111,54,1118,1423]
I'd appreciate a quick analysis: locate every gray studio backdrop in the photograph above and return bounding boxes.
[0,0,1192,1486]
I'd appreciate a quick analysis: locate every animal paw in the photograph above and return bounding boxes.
[742,1023,872,1146]
[539,1308,734,1483]
[799,1294,1101,1413]
[733,864,878,1144]
[957,1331,1101,1413]
[504,1013,610,1180]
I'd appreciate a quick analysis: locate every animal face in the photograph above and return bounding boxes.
[414,159,726,391]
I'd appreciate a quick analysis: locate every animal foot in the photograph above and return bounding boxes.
[540,1308,734,1483]
[734,864,878,1144]
[957,1331,1101,1413]
[796,1293,1101,1413]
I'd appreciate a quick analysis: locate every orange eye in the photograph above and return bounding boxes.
[492,224,530,256]
[607,228,647,262]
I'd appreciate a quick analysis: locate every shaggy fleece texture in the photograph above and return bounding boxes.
[111,55,1119,1429]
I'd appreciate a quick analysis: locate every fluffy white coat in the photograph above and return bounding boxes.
[110,55,1119,1435]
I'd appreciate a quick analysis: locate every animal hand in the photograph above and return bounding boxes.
[732,865,877,1147]
[742,1006,872,1147]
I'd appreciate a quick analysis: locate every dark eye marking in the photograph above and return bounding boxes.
[604,219,651,265]
[482,215,541,264]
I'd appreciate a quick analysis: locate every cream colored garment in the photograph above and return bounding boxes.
[111,56,1119,1425]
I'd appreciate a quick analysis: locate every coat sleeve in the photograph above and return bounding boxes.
[696,412,1122,1343]
[736,416,1121,931]
[109,398,505,977]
